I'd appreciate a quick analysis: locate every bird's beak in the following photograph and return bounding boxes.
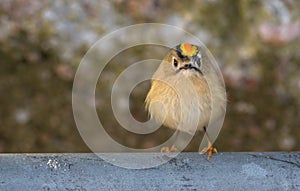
[179,55,203,75]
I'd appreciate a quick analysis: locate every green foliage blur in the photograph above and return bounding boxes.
[0,0,299,152]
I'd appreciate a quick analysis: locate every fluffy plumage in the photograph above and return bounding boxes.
[145,43,226,158]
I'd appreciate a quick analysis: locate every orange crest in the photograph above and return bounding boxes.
[180,43,198,57]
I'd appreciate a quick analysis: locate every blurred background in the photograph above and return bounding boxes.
[0,0,299,153]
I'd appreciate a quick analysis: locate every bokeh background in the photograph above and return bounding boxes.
[1,0,300,153]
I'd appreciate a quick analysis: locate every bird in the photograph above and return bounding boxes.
[145,43,226,159]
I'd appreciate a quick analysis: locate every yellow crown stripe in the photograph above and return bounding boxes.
[180,43,198,56]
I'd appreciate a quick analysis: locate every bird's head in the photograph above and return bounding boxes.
[161,43,203,77]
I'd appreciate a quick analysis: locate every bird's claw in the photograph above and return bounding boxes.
[201,145,218,160]
[161,144,178,153]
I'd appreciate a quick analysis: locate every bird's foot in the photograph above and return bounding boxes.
[161,144,178,153]
[201,144,218,160]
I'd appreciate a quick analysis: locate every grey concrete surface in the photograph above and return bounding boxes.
[0,152,299,191]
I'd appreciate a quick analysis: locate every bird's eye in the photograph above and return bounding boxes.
[173,58,178,67]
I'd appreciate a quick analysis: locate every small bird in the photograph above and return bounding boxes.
[145,43,226,159]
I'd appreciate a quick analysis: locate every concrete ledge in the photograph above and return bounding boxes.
[0,152,299,191]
